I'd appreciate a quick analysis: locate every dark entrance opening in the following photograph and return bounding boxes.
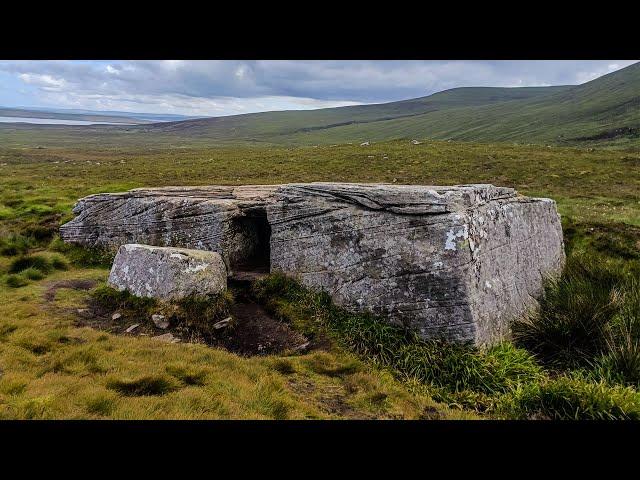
[227,208,271,279]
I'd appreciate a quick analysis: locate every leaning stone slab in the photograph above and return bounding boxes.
[107,244,227,301]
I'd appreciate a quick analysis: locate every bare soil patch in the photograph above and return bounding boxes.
[221,299,307,355]
[74,275,315,357]
[44,279,98,302]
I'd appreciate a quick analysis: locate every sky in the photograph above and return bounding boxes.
[0,60,636,117]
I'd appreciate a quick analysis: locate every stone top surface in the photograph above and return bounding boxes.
[119,243,223,260]
[279,183,519,214]
[74,182,528,216]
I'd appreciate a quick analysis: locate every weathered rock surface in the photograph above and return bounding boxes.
[63,183,565,345]
[151,314,170,329]
[267,183,564,345]
[107,244,227,301]
[60,185,278,274]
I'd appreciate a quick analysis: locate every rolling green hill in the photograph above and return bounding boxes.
[140,85,572,140]
[131,61,639,146]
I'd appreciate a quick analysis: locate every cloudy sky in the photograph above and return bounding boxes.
[0,60,636,117]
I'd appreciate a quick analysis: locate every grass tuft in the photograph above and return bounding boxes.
[49,236,115,268]
[9,254,52,274]
[513,252,640,383]
[50,254,69,270]
[6,274,29,288]
[270,358,296,375]
[106,375,179,397]
[305,352,361,377]
[165,364,208,386]
[172,291,234,336]
[92,284,157,313]
[0,233,35,256]
[498,375,640,420]
[84,394,117,416]
[21,267,46,281]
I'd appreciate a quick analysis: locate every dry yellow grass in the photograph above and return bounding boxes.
[0,267,475,419]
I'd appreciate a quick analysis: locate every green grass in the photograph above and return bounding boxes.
[5,274,29,288]
[0,233,35,256]
[0,269,466,419]
[21,267,46,281]
[165,363,208,386]
[0,129,638,419]
[172,291,235,336]
[106,375,180,397]
[253,271,640,418]
[497,375,640,420]
[9,254,54,274]
[4,253,70,287]
[512,251,640,385]
[49,236,115,268]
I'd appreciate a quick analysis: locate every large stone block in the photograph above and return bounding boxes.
[62,183,565,345]
[267,183,564,345]
[107,244,227,301]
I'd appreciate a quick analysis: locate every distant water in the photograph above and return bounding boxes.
[0,116,133,126]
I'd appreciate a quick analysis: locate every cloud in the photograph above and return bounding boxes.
[18,73,66,90]
[0,60,637,116]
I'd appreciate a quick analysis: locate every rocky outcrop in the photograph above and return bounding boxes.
[107,244,227,301]
[62,183,565,345]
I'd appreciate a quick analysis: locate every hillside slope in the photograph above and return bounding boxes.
[294,61,640,146]
[137,86,571,139]
[136,62,639,146]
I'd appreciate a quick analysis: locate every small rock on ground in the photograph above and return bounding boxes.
[151,332,180,343]
[293,341,310,352]
[152,314,170,329]
[213,317,232,330]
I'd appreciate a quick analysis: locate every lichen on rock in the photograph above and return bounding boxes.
[107,244,227,301]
